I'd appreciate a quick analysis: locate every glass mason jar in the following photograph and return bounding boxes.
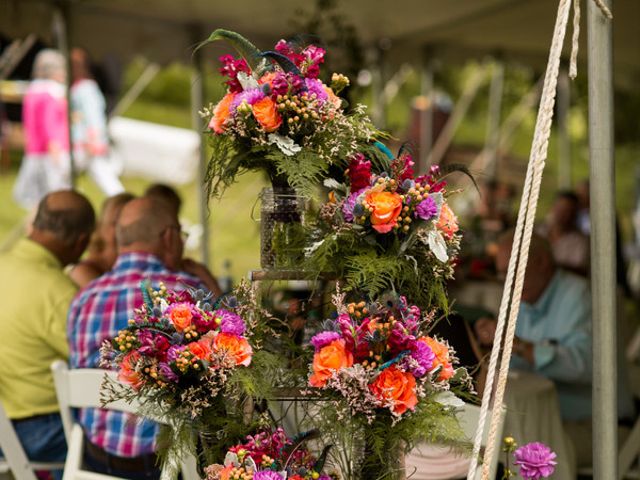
[259,187,306,270]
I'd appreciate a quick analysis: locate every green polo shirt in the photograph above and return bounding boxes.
[0,238,76,419]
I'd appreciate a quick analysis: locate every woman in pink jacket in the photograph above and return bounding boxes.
[14,49,71,208]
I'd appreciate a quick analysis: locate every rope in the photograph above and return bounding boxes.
[465,0,611,478]
[570,0,613,79]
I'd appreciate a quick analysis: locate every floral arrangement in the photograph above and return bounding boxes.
[304,291,471,479]
[201,29,386,197]
[306,147,464,311]
[503,437,557,480]
[204,428,337,480]
[101,282,257,417]
[101,281,282,472]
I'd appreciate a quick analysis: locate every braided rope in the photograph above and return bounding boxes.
[464,0,609,476]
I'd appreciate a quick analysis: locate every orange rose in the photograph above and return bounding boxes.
[259,72,278,85]
[187,339,212,361]
[437,203,459,238]
[324,86,342,111]
[309,339,354,387]
[365,191,403,233]
[369,365,417,415]
[118,351,143,389]
[209,93,235,134]
[252,97,282,132]
[213,333,253,366]
[169,304,193,332]
[421,336,454,381]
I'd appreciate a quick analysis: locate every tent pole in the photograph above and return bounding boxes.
[419,46,434,174]
[557,64,571,189]
[190,25,211,268]
[587,1,617,479]
[53,0,76,187]
[485,57,504,180]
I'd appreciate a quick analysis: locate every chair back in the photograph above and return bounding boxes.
[0,401,64,480]
[50,360,140,443]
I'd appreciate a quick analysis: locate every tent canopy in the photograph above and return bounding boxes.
[2,0,638,87]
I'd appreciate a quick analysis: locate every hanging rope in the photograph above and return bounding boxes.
[465,0,612,478]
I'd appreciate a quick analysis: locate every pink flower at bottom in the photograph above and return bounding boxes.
[514,442,557,480]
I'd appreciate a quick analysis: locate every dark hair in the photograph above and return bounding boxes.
[144,183,182,215]
[555,190,579,204]
[32,191,96,245]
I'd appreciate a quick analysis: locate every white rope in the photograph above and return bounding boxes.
[465,0,611,478]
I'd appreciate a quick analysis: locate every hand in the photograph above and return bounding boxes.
[475,316,497,346]
[182,258,222,297]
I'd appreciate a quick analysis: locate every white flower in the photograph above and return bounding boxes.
[433,391,465,408]
[237,71,259,90]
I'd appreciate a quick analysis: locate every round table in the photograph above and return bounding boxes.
[504,369,576,480]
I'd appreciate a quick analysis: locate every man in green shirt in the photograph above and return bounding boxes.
[0,190,95,470]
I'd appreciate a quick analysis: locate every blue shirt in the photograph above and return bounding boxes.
[511,270,634,421]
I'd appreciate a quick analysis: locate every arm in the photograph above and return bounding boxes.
[533,285,592,384]
[181,258,223,298]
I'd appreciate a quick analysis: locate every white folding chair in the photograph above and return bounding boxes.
[50,360,198,480]
[404,402,506,480]
[619,327,640,480]
[0,401,65,480]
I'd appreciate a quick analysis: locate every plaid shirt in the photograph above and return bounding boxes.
[67,252,203,457]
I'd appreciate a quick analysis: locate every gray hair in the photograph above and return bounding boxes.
[32,49,66,80]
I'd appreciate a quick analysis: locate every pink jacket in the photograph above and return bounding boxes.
[22,80,69,155]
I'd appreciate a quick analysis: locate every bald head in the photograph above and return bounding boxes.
[31,190,95,265]
[115,197,184,270]
[116,197,176,247]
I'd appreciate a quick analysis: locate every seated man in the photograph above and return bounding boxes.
[0,191,95,473]
[475,231,635,466]
[67,197,206,480]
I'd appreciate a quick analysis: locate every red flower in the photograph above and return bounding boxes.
[348,154,372,191]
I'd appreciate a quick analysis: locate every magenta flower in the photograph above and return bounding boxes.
[166,345,186,362]
[305,78,328,102]
[217,310,246,336]
[219,54,250,93]
[405,340,435,378]
[271,72,289,96]
[229,88,265,114]
[514,442,557,480]
[415,197,438,220]
[310,331,342,351]
[137,331,170,359]
[253,471,282,480]
[348,153,372,191]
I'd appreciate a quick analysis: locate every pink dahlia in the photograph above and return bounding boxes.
[514,442,557,480]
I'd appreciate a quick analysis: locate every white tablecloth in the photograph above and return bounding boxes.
[504,370,576,480]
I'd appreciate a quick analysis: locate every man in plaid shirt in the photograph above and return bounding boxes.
[68,196,211,478]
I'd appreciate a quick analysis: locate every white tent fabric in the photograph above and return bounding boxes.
[1,0,638,87]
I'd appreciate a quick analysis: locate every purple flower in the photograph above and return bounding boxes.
[216,310,246,336]
[514,442,557,480]
[415,197,438,220]
[158,362,179,383]
[342,190,364,222]
[406,340,435,378]
[305,78,328,102]
[253,471,282,480]
[310,331,342,351]
[166,345,186,362]
[229,88,265,114]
